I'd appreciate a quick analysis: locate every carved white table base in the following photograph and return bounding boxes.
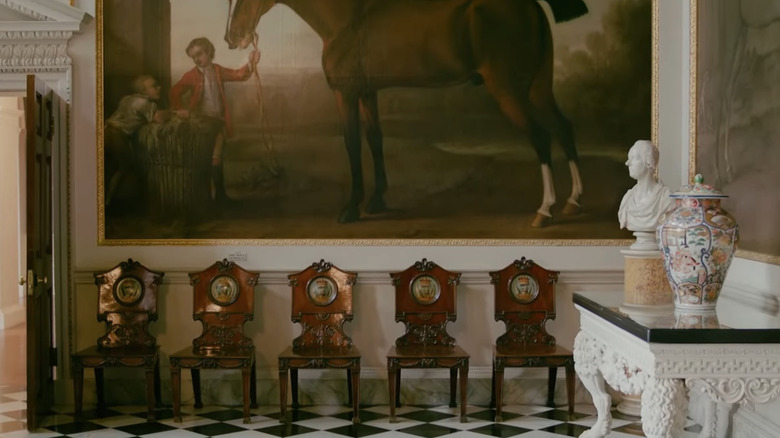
[573,305,780,438]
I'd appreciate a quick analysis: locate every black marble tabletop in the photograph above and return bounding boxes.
[573,291,780,344]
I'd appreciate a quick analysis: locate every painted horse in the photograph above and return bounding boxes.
[225,0,588,226]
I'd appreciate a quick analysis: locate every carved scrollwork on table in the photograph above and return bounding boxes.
[574,331,649,396]
[687,377,780,406]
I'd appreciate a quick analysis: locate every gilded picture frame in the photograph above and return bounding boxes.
[97,0,658,246]
[689,0,780,265]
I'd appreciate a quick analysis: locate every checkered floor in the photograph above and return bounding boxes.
[1,385,704,438]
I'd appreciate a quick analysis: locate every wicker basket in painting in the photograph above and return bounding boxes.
[137,118,216,219]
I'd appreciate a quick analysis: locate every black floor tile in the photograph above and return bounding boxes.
[531,409,588,421]
[266,409,322,422]
[186,421,249,436]
[44,421,107,435]
[467,409,522,422]
[399,409,457,423]
[539,422,592,437]
[116,420,177,435]
[198,408,248,421]
[256,422,318,437]
[397,423,461,438]
[327,423,390,437]
[468,423,532,437]
[333,409,388,422]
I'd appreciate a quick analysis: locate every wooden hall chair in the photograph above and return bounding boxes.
[278,260,361,424]
[71,258,164,421]
[387,258,469,423]
[169,259,259,424]
[489,257,575,422]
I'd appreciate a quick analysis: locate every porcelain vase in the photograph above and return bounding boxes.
[656,175,739,311]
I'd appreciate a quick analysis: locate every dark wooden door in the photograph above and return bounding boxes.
[24,75,56,431]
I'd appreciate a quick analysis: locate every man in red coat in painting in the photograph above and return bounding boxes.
[171,37,260,204]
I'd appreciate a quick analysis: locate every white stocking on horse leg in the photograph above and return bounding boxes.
[532,163,556,227]
[563,160,583,215]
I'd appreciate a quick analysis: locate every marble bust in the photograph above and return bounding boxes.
[618,140,674,234]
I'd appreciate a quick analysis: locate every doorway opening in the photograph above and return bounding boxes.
[0,95,27,405]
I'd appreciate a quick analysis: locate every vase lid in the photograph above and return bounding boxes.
[670,174,728,199]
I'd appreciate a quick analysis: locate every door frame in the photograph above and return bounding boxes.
[3,68,74,403]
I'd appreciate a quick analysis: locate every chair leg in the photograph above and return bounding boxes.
[242,367,251,424]
[449,368,457,408]
[395,369,401,408]
[73,364,84,418]
[565,364,576,419]
[250,362,258,409]
[388,367,397,423]
[278,365,288,424]
[171,367,182,423]
[489,365,495,408]
[547,367,557,408]
[95,367,105,412]
[154,360,162,407]
[290,368,299,408]
[494,365,504,422]
[191,369,203,409]
[350,366,360,424]
[459,364,468,423]
[145,367,156,421]
[346,369,353,406]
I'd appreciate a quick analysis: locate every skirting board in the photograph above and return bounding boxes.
[56,367,590,409]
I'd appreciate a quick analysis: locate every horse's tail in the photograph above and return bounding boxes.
[539,0,588,23]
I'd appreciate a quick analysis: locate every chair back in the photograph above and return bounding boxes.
[288,259,357,349]
[390,258,461,347]
[490,257,560,347]
[94,258,164,348]
[189,259,259,354]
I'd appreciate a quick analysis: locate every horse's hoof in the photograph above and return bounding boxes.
[338,207,360,223]
[531,213,552,228]
[562,202,581,215]
[365,197,388,214]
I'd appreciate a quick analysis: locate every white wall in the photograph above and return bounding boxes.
[0,97,24,329]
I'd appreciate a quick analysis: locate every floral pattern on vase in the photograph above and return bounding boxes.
[656,174,739,311]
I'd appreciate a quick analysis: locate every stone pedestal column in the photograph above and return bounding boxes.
[616,231,673,417]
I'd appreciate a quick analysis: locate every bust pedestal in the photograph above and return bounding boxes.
[617,231,672,417]
[622,231,672,308]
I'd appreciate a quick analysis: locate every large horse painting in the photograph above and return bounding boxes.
[226,0,588,227]
[98,0,652,243]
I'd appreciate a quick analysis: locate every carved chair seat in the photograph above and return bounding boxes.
[71,259,164,421]
[387,259,469,423]
[489,258,575,422]
[279,260,361,424]
[169,260,259,424]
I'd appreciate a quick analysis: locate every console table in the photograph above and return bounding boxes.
[573,291,780,438]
